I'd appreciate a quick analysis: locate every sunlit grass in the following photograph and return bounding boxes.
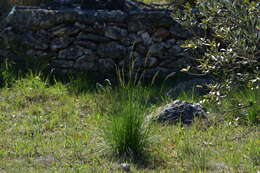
[0,71,259,172]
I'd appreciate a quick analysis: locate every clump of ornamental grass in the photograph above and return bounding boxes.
[103,100,150,159]
[100,81,152,160]
[101,49,153,160]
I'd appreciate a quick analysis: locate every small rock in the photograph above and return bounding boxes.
[105,26,128,40]
[23,32,49,50]
[75,40,97,50]
[74,22,96,33]
[157,55,177,60]
[0,50,9,57]
[176,40,184,46]
[76,54,97,62]
[116,163,131,172]
[50,37,74,51]
[148,43,165,57]
[34,42,49,50]
[170,23,191,39]
[134,56,144,68]
[51,25,79,37]
[121,37,132,46]
[98,58,116,72]
[135,43,147,56]
[58,46,85,60]
[168,45,183,55]
[136,56,158,68]
[160,55,191,70]
[141,32,152,46]
[146,57,159,68]
[83,48,94,55]
[129,33,142,44]
[97,42,126,59]
[155,100,208,125]
[159,59,177,69]
[77,33,110,42]
[164,38,176,49]
[128,21,146,32]
[74,61,97,71]
[52,60,74,68]
[152,36,163,42]
[94,10,127,23]
[142,67,171,79]
[153,28,170,40]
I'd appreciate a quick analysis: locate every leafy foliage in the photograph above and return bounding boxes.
[176,0,259,99]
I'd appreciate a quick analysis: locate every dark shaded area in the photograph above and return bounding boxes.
[81,0,126,10]
[39,0,129,11]
[0,0,10,19]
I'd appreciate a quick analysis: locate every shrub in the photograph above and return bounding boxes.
[175,0,259,99]
[220,88,260,125]
[173,0,260,125]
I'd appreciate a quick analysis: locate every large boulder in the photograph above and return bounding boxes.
[155,100,208,125]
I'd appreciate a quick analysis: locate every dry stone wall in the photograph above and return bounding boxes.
[0,6,193,79]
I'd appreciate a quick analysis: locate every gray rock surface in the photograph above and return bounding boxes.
[148,43,165,57]
[58,46,85,60]
[98,58,116,73]
[77,33,110,42]
[50,37,74,51]
[74,40,97,50]
[156,100,208,124]
[97,42,126,59]
[105,26,128,40]
[74,60,97,71]
[0,6,195,79]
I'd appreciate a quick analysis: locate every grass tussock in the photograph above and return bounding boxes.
[103,101,150,159]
